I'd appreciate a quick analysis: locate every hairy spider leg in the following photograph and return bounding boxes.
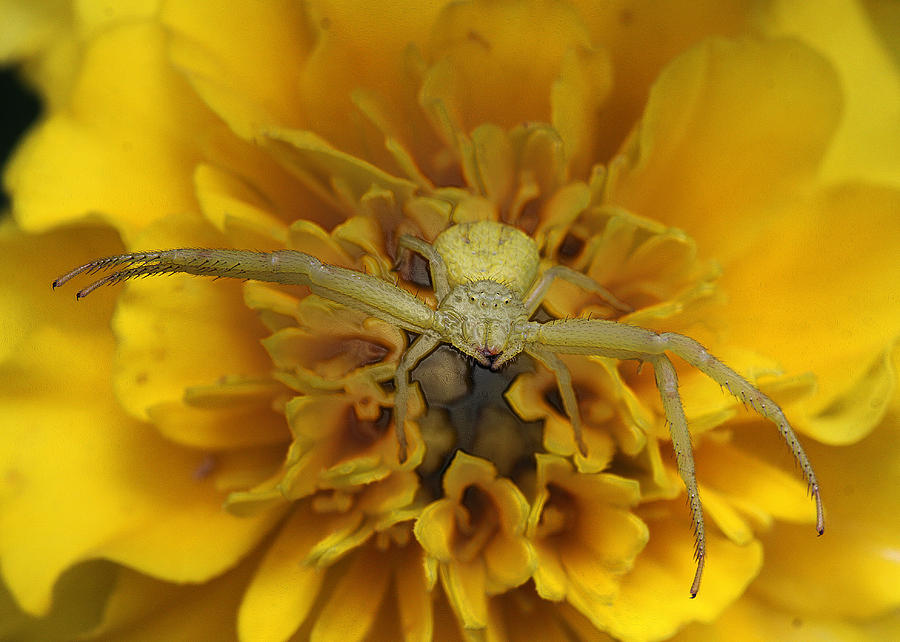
[525,345,588,457]
[523,264,632,316]
[54,248,437,334]
[54,247,445,463]
[533,317,824,594]
[653,354,706,597]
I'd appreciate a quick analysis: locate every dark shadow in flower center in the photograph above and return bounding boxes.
[536,483,577,541]
[452,485,500,562]
[344,405,392,448]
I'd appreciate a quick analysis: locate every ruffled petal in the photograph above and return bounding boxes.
[394,545,433,642]
[612,37,842,265]
[423,0,590,135]
[111,215,273,420]
[571,0,756,158]
[0,225,281,616]
[162,0,312,138]
[758,0,900,188]
[238,506,328,642]
[5,22,214,238]
[309,546,393,642]
[579,506,762,640]
[551,45,613,176]
[712,184,900,443]
[441,560,488,631]
[293,0,442,160]
[0,560,114,641]
[88,554,256,641]
[746,397,900,618]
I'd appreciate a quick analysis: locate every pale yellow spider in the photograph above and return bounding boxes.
[53,219,823,597]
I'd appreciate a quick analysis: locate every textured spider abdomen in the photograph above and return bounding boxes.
[433,221,539,295]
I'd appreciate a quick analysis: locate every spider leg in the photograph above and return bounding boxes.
[534,318,825,527]
[523,264,631,316]
[53,248,438,335]
[661,333,824,536]
[393,334,441,462]
[526,346,588,456]
[653,354,706,597]
[396,234,451,301]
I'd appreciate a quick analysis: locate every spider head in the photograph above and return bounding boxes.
[437,281,528,370]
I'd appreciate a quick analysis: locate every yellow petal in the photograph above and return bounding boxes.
[0,560,114,641]
[493,588,589,641]
[674,591,889,642]
[395,544,433,642]
[612,37,842,265]
[394,546,434,642]
[530,455,648,609]
[531,541,568,602]
[238,506,328,642]
[748,401,900,618]
[0,226,281,616]
[148,379,289,450]
[577,510,762,640]
[310,546,392,642]
[697,439,818,527]
[162,0,312,138]
[424,0,590,134]
[573,0,756,159]
[112,215,272,420]
[5,23,213,238]
[262,297,404,383]
[759,0,900,188]
[441,559,488,631]
[90,554,256,641]
[551,44,613,176]
[263,127,417,217]
[293,0,442,159]
[414,499,457,562]
[466,124,515,205]
[713,184,900,443]
[483,533,536,590]
[193,164,289,249]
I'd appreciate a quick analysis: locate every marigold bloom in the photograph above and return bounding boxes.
[1,1,899,640]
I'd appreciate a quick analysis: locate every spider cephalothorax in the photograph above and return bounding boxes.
[54,219,824,597]
[435,280,530,368]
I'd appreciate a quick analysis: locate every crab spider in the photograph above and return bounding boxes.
[53,219,823,597]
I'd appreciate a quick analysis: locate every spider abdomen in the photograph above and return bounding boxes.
[433,221,539,295]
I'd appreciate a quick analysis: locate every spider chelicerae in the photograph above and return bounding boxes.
[53,219,824,597]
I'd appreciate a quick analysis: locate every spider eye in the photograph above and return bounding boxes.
[469,296,476,302]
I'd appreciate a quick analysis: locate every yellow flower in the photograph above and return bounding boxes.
[2,0,899,640]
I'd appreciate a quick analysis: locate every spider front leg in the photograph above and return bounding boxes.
[53,248,438,334]
[54,247,445,464]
